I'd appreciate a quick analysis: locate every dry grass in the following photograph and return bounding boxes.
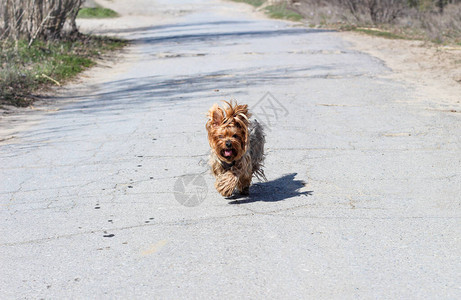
[293,0,461,44]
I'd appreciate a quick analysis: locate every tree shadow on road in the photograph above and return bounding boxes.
[50,23,337,115]
[54,64,334,116]
[138,28,329,46]
[228,173,313,204]
[93,20,256,35]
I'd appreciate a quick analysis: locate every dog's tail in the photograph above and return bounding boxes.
[249,119,266,181]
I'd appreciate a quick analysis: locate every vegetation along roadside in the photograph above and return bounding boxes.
[233,0,461,44]
[0,1,126,108]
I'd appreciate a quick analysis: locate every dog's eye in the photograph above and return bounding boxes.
[232,134,238,139]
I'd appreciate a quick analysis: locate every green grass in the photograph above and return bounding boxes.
[0,36,127,107]
[230,1,303,21]
[230,0,265,7]
[265,4,303,22]
[77,7,119,18]
[353,28,407,40]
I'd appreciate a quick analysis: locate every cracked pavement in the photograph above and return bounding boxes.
[0,0,460,298]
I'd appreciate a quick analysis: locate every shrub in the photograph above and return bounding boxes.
[0,0,84,42]
[294,0,461,43]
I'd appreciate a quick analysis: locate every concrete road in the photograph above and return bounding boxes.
[1,0,460,298]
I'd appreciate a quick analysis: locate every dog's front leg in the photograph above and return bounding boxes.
[237,175,252,195]
[215,171,238,197]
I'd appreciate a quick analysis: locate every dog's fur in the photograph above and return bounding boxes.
[206,101,266,197]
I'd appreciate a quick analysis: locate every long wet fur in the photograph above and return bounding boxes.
[206,101,266,197]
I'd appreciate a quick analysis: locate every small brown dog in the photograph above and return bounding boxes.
[206,101,266,197]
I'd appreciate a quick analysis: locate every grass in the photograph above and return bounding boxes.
[230,0,303,21]
[77,7,119,18]
[265,4,303,21]
[353,28,407,40]
[230,0,265,7]
[0,36,127,107]
[294,1,461,45]
[231,1,460,44]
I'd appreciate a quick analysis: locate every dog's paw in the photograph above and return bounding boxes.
[215,173,238,197]
[239,186,250,196]
[220,186,235,197]
[215,181,235,197]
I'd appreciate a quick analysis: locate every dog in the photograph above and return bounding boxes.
[206,101,266,197]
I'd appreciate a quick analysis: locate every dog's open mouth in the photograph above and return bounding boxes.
[221,148,235,158]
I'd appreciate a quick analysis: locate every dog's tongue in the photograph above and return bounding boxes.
[224,149,233,157]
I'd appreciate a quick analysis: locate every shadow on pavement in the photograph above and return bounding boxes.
[93,20,255,35]
[228,173,313,204]
[51,23,336,115]
[137,28,331,45]
[54,64,334,115]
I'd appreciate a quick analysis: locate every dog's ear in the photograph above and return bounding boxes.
[206,104,224,130]
[233,104,250,126]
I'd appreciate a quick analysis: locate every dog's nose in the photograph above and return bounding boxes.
[225,140,232,148]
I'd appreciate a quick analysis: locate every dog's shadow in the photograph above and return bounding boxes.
[228,173,313,204]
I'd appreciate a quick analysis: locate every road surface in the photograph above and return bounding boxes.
[1,0,460,298]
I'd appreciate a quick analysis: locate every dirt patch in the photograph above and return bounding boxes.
[339,31,461,108]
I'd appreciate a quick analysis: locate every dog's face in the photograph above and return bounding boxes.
[206,101,250,163]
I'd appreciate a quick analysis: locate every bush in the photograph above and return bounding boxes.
[0,0,84,42]
[294,0,461,43]
[343,0,406,24]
